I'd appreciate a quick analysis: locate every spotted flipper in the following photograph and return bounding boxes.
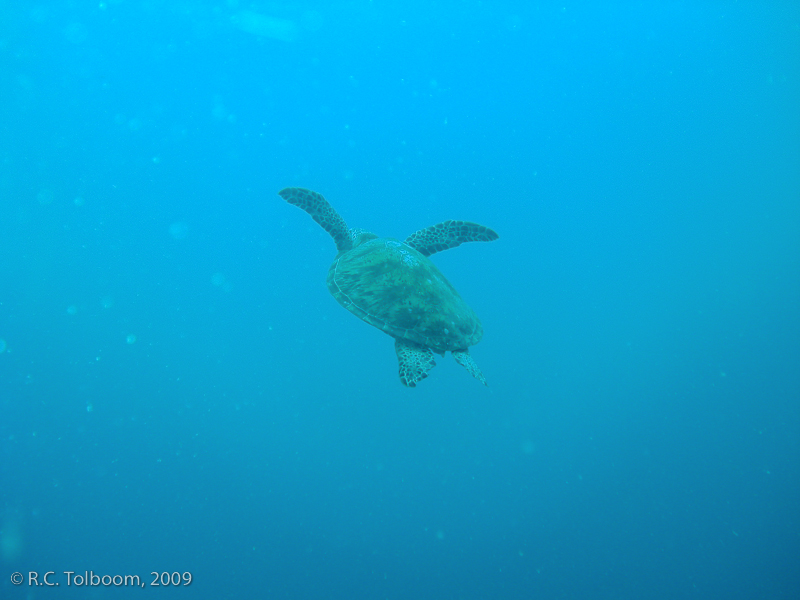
[404,220,499,257]
[279,188,353,253]
[453,349,487,386]
[395,339,436,387]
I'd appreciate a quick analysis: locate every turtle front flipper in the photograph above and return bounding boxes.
[404,220,499,257]
[395,339,436,387]
[279,188,353,253]
[452,349,487,386]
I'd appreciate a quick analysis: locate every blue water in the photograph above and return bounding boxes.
[1,2,798,599]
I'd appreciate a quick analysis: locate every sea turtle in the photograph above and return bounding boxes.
[279,187,498,387]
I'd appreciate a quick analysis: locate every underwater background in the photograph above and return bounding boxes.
[1,1,798,599]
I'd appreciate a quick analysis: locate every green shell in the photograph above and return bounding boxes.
[326,238,482,354]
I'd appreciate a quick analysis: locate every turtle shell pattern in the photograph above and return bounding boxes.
[327,238,483,354]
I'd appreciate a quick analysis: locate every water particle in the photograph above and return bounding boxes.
[169,222,189,240]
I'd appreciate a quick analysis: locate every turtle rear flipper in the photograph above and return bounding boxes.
[395,339,436,387]
[404,220,499,257]
[453,349,487,386]
[279,188,352,253]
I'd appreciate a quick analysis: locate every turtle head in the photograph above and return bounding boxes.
[348,228,379,249]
